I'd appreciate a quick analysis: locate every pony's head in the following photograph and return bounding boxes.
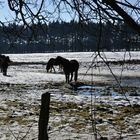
[46,64,51,72]
[46,58,57,72]
[46,58,53,72]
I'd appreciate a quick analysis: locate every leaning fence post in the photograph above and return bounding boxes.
[38,92,50,140]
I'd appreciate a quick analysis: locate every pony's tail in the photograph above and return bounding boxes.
[74,71,78,81]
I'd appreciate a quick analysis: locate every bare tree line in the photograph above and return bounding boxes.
[0,1,139,38]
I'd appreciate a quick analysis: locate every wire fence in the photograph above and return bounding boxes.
[0,53,140,140]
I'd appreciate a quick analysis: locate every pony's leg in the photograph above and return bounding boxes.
[49,66,52,72]
[2,65,8,76]
[52,66,55,72]
[68,74,70,83]
[65,74,70,83]
[74,70,78,81]
[1,66,3,73]
[65,74,68,83]
[3,69,7,76]
[70,72,73,82]
[46,65,48,72]
[58,65,62,72]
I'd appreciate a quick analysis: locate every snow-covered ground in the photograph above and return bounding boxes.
[2,51,140,86]
[0,51,140,140]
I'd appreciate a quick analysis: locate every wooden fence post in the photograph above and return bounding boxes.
[38,92,50,140]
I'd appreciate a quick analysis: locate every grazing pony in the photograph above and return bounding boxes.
[46,58,57,72]
[55,56,79,83]
[0,54,11,76]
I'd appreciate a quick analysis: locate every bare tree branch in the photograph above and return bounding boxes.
[103,0,140,33]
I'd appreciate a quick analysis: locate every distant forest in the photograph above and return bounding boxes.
[0,21,140,54]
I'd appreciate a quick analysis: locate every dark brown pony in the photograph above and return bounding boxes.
[0,54,11,76]
[55,56,79,83]
[46,58,57,72]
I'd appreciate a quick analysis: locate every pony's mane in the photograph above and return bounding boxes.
[56,56,67,61]
[56,56,69,63]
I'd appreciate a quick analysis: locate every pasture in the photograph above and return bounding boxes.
[0,52,140,140]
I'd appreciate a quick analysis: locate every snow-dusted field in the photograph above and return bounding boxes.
[0,51,140,140]
[2,51,140,86]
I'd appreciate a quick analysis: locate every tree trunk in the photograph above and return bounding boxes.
[38,92,50,140]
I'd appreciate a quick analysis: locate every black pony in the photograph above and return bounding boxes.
[0,54,11,76]
[55,56,79,83]
[46,58,57,72]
